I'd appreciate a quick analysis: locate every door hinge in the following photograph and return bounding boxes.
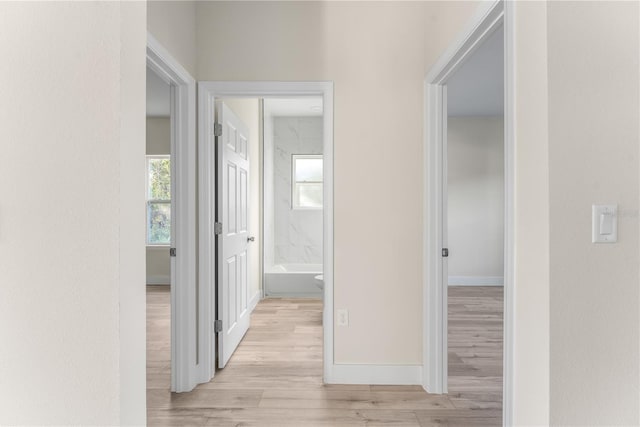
[214,319,222,333]
[442,248,449,258]
[214,222,223,235]
[170,247,177,257]
[213,123,222,137]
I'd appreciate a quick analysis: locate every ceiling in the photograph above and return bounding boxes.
[147,67,170,117]
[264,97,323,117]
[447,25,504,117]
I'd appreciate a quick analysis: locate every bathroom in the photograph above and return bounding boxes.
[263,98,324,298]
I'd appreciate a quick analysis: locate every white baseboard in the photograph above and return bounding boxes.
[325,364,422,385]
[146,275,170,285]
[249,291,261,312]
[264,291,323,298]
[448,276,503,286]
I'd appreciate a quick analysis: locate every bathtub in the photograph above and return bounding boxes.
[264,263,323,297]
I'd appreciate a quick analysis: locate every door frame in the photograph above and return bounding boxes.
[198,81,334,383]
[146,33,198,392]
[423,0,515,425]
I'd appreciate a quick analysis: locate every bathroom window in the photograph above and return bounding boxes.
[292,155,323,209]
[146,155,171,245]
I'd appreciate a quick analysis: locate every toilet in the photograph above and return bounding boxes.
[314,274,324,290]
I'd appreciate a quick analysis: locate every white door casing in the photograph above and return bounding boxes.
[198,81,334,384]
[216,101,251,368]
[440,85,449,393]
[147,33,198,393]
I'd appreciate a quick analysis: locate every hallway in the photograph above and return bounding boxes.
[146,286,502,426]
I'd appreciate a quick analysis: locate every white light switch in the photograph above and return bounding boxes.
[592,205,618,243]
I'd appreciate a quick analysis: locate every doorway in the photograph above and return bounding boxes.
[146,34,198,393]
[185,94,326,392]
[145,64,173,398]
[445,23,505,421]
[423,1,515,425]
[197,82,335,384]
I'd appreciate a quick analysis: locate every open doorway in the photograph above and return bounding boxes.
[445,24,505,420]
[145,35,198,395]
[196,82,334,385]
[204,95,326,378]
[145,65,173,395]
[423,1,514,423]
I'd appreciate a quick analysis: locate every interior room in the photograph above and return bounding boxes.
[3,2,640,426]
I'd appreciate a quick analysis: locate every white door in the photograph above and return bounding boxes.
[216,101,251,368]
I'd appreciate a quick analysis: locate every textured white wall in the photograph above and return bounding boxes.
[147,1,197,78]
[447,117,504,283]
[0,2,146,424]
[119,3,147,424]
[512,2,550,424]
[548,1,639,424]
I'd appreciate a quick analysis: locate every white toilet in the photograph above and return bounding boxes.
[314,274,324,290]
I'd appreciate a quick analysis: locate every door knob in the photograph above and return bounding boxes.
[247,236,255,242]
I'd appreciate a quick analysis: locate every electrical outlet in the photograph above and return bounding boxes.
[337,309,349,326]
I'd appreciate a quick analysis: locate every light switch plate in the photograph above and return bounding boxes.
[592,204,618,243]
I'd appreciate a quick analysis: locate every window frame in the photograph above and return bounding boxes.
[291,154,323,210]
[146,155,171,246]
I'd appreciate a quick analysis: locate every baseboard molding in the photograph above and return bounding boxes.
[448,276,503,286]
[249,291,261,312]
[326,364,422,385]
[264,291,323,298]
[146,275,170,285]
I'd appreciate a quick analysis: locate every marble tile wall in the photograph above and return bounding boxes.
[272,117,323,265]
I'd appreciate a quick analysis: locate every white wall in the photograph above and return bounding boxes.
[547,1,639,424]
[147,1,197,78]
[511,1,640,424]
[264,108,275,270]
[447,117,504,284]
[272,117,323,266]
[197,0,470,366]
[119,3,147,424]
[219,98,262,302]
[0,2,146,424]
[512,2,550,424]
[146,118,171,285]
[146,117,170,155]
[146,247,170,285]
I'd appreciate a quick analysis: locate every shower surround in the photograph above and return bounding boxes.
[264,114,323,297]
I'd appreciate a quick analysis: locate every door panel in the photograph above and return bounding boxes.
[217,101,251,368]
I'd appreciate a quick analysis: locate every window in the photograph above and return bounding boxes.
[292,155,323,209]
[146,156,171,245]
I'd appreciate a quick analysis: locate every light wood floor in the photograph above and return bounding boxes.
[147,285,503,426]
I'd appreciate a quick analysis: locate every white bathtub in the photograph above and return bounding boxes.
[264,263,323,297]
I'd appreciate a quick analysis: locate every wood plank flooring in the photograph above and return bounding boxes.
[147,285,503,426]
